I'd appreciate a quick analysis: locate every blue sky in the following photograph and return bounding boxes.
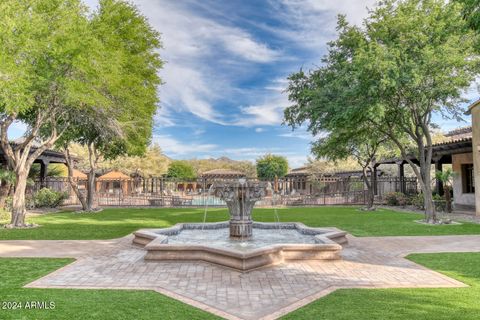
[11,0,477,167]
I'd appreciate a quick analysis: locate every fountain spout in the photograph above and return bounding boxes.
[213,179,267,238]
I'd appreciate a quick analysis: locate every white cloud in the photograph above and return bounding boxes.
[130,0,282,125]
[271,0,377,53]
[152,134,217,156]
[235,94,289,127]
[222,147,279,158]
[255,128,264,133]
[285,155,308,168]
[154,106,176,127]
[279,131,312,141]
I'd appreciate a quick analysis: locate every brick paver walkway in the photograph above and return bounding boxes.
[2,234,480,320]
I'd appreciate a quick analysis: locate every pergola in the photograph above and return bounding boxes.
[375,136,473,195]
[0,141,68,187]
[200,169,246,180]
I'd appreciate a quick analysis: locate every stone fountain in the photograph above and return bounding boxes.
[133,179,347,271]
[213,179,266,238]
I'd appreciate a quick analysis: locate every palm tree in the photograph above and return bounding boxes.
[0,168,16,209]
[435,168,455,213]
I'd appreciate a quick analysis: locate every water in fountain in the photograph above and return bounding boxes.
[265,181,282,231]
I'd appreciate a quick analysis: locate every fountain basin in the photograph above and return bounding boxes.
[133,222,347,271]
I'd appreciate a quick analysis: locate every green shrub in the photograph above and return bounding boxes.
[0,209,10,222]
[33,188,68,208]
[433,199,447,212]
[411,193,425,210]
[384,192,407,206]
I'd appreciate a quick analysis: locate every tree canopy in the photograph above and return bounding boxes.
[285,0,479,222]
[0,0,163,220]
[256,154,289,180]
[456,0,480,31]
[166,161,197,180]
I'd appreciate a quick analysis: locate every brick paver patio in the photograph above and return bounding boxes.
[2,234,480,320]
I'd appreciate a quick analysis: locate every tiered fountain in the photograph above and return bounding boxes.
[133,179,347,271]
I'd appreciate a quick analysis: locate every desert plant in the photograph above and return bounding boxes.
[411,193,425,210]
[33,188,68,208]
[435,169,455,213]
[385,192,407,207]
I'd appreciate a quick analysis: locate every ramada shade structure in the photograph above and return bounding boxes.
[0,139,68,187]
[200,169,246,180]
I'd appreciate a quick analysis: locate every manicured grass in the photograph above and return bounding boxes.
[0,258,218,320]
[1,206,480,240]
[282,252,480,320]
[2,254,479,320]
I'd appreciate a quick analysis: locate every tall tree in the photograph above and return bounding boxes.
[312,129,388,210]
[166,161,197,180]
[256,154,289,180]
[285,0,479,223]
[0,0,107,226]
[60,0,163,211]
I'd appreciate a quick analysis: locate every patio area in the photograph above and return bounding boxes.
[3,233,480,320]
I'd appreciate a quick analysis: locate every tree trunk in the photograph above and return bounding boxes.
[445,186,452,213]
[0,111,64,227]
[86,169,96,211]
[367,174,375,210]
[10,169,29,226]
[419,164,436,223]
[85,143,98,211]
[361,167,375,210]
[64,148,87,210]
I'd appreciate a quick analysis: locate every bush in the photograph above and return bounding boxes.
[0,208,10,222]
[33,188,68,208]
[433,199,447,212]
[384,192,407,206]
[432,194,447,212]
[411,193,425,210]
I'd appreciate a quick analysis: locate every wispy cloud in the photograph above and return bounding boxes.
[279,131,312,141]
[152,134,217,156]
[235,94,289,127]
[131,0,282,125]
[271,0,377,53]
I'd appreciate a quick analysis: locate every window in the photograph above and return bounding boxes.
[462,164,475,194]
[113,181,121,189]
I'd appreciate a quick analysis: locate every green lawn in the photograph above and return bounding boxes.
[1,206,480,240]
[1,253,479,320]
[0,258,218,320]
[282,252,480,320]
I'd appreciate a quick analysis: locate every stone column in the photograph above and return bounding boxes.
[468,101,480,216]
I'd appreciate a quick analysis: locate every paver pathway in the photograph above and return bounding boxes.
[2,234,480,320]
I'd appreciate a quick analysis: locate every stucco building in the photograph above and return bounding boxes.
[466,100,480,215]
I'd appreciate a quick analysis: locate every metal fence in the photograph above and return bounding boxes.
[29,176,418,208]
